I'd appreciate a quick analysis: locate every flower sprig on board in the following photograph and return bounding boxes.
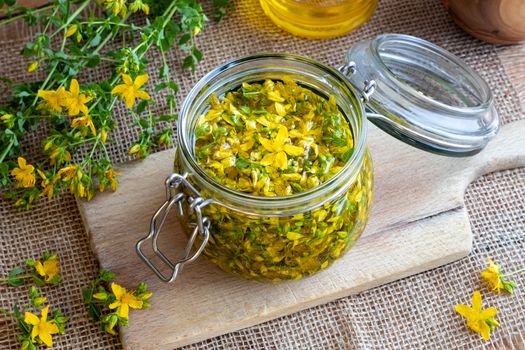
[455,258,524,340]
[82,268,152,335]
[0,0,231,209]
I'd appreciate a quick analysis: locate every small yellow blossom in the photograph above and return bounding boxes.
[259,125,305,170]
[24,305,60,347]
[71,113,97,136]
[1,113,13,120]
[35,255,60,283]
[129,0,149,15]
[111,74,151,109]
[65,24,78,38]
[455,291,499,340]
[481,259,504,293]
[62,79,92,116]
[11,157,36,188]
[108,283,143,319]
[27,61,39,72]
[37,87,68,113]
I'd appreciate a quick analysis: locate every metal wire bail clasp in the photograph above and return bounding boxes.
[338,61,376,102]
[136,173,212,283]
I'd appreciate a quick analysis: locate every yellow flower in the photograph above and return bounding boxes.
[11,157,36,188]
[37,169,56,200]
[27,61,39,72]
[35,255,60,283]
[71,113,97,136]
[65,24,78,38]
[109,283,143,319]
[62,79,92,116]
[111,74,151,109]
[37,87,68,113]
[259,125,305,170]
[24,305,60,347]
[129,0,149,15]
[481,259,504,293]
[455,291,499,340]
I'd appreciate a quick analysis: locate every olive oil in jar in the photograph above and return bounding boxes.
[259,0,378,39]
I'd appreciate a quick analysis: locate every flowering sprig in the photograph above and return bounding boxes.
[455,258,524,340]
[0,0,231,209]
[1,252,67,349]
[481,258,523,294]
[0,288,69,350]
[2,252,61,287]
[82,268,152,335]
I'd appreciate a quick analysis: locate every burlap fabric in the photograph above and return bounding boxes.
[1,0,524,349]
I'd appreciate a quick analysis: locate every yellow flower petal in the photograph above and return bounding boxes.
[273,125,288,148]
[283,144,305,157]
[108,301,121,310]
[24,312,40,326]
[118,303,129,319]
[134,74,149,88]
[260,153,275,166]
[481,307,497,318]
[122,74,133,85]
[111,283,126,299]
[41,305,49,322]
[454,304,472,318]
[38,331,53,347]
[259,137,276,153]
[471,291,482,311]
[275,151,288,170]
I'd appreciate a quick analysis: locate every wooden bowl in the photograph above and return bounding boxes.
[443,0,525,44]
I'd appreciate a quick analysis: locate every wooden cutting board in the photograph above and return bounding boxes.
[77,119,525,350]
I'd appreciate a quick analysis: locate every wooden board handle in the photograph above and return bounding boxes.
[467,119,525,180]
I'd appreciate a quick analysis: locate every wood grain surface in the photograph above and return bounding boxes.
[77,118,525,350]
[443,0,525,44]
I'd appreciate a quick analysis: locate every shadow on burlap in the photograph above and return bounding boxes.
[0,0,524,349]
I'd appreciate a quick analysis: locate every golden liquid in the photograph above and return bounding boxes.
[260,0,378,39]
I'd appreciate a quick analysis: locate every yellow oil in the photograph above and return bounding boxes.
[259,0,378,39]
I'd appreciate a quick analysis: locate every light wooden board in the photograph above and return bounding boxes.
[77,120,525,350]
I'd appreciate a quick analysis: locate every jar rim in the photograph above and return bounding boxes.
[370,33,493,114]
[177,53,368,214]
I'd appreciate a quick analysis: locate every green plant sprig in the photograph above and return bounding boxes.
[0,0,230,209]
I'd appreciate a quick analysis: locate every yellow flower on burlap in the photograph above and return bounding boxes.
[109,283,144,319]
[259,125,305,170]
[35,255,60,283]
[111,73,151,109]
[24,305,60,347]
[71,113,97,136]
[62,79,92,116]
[37,87,68,113]
[11,157,36,188]
[455,291,500,340]
[481,259,505,293]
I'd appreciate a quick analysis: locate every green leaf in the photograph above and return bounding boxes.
[160,64,169,79]
[90,32,101,48]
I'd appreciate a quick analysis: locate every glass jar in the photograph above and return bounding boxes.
[259,0,378,39]
[136,34,499,283]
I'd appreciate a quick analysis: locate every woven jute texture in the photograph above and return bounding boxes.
[1,0,524,349]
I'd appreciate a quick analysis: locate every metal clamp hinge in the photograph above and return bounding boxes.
[338,61,376,102]
[136,173,211,283]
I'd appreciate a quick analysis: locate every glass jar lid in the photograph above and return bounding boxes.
[342,33,499,156]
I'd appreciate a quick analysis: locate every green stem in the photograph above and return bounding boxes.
[0,139,14,163]
[503,267,525,277]
[48,0,91,39]
[0,4,55,26]
[0,307,16,319]
[0,274,33,281]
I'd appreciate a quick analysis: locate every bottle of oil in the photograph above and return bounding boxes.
[259,0,378,39]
